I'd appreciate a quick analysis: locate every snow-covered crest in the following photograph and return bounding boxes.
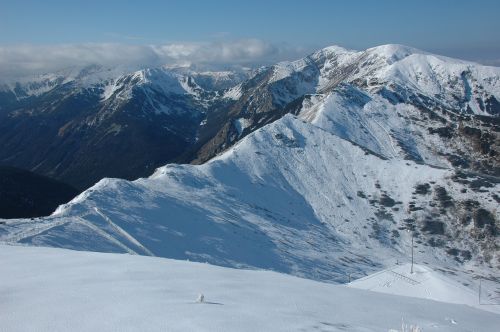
[2,114,498,284]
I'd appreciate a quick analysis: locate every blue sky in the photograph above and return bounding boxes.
[1,0,499,77]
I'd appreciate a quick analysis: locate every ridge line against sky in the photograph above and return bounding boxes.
[1,0,499,79]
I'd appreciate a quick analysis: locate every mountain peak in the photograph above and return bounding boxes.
[318,45,355,55]
[366,44,425,63]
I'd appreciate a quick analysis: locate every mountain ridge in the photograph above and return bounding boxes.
[0,44,499,300]
[1,114,498,286]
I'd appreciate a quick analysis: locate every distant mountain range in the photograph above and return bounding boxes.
[0,65,250,190]
[1,44,498,284]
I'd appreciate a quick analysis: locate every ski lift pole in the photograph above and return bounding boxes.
[407,228,414,274]
[411,232,414,274]
[479,277,481,305]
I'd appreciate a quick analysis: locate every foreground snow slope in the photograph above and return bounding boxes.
[1,245,498,332]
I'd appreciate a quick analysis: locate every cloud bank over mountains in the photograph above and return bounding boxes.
[0,39,308,80]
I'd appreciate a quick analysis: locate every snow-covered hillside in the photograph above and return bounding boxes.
[349,263,500,314]
[299,82,496,170]
[1,114,498,285]
[1,245,498,332]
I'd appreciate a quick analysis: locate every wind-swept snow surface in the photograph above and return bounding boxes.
[1,245,498,332]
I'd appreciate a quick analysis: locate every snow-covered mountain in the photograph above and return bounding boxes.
[0,44,498,291]
[1,114,498,283]
[0,64,248,101]
[274,44,500,116]
[1,44,498,190]
[194,44,500,176]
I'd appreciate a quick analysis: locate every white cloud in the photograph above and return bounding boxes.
[0,39,308,81]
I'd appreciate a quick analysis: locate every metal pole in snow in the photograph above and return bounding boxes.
[479,277,482,304]
[411,233,414,274]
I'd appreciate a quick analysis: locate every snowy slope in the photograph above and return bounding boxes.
[299,84,418,160]
[299,83,470,167]
[349,263,500,314]
[1,115,498,284]
[1,244,498,332]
